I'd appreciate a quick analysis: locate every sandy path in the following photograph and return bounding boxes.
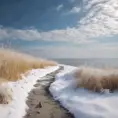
[24,66,74,118]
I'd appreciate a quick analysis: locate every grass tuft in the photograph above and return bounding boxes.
[74,67,118,92]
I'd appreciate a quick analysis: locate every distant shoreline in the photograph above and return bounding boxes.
[53,58,118,68]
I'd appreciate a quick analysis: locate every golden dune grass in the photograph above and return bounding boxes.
[74,67,118,92]
[0,49,57,81]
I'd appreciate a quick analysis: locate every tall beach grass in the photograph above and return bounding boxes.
[0,48,57,81]
[74,67,118,92]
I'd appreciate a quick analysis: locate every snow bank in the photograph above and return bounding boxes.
[0,66,59,118]
[50,65,118,118]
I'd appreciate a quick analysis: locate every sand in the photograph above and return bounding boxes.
[24,66,74,118]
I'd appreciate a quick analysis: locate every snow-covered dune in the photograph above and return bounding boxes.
[50,65,118,118]
[1,64,118,118]
[0,66,59,118]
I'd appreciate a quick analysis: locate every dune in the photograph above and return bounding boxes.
[50,65,118,118]
[0,48,57,104]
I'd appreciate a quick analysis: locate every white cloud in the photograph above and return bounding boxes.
[0,27,41,41]
[56,4,63,11]
[63,7,81,15]
[78,0,118,38]
[69,0,75,3]
[69,7,81,14]
[22,42,118,58]
[0,26,95,44]
[0,0,118,45]
[0,0,118,58]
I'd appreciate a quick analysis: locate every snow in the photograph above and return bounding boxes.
[0,66,59,118]
[50,65,118,118]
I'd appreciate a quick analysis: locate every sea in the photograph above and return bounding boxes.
[52,58,118,68]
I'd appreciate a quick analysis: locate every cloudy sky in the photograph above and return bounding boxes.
[0,0,118,58]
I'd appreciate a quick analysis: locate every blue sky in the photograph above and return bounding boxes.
[0,0,118,58]
[0,0,82,30]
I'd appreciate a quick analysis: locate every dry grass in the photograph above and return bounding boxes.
[0,48,57,81]
[74,67,118,92]
[0,83,13,104]
[0,77,13,104]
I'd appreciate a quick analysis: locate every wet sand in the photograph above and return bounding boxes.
[24,66,74,118]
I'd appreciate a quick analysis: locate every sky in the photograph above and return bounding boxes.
[0,0,118,58]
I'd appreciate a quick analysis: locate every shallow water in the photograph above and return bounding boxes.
[53,58,118,68]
